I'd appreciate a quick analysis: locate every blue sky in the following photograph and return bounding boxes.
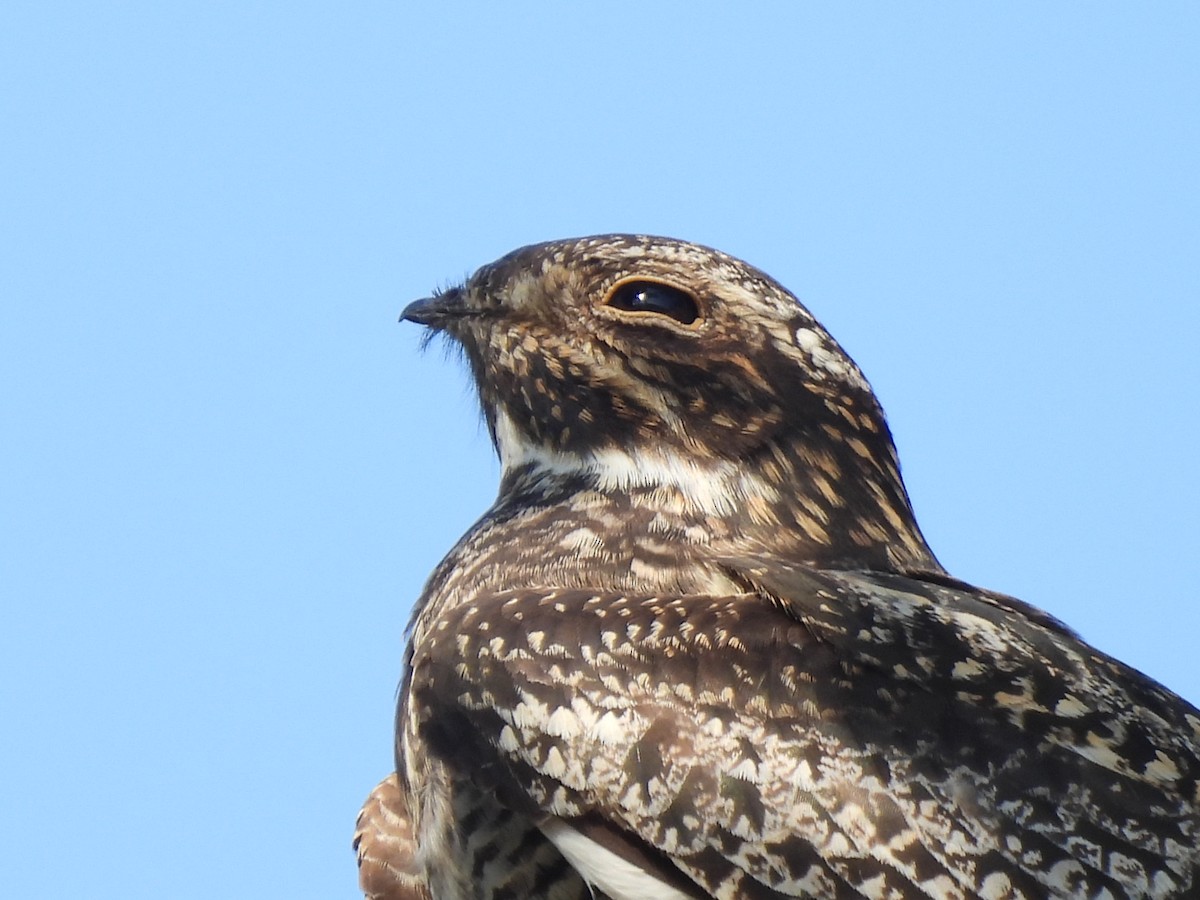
[2,4,1197,897]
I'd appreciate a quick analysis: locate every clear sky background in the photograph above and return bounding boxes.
[2,4,1197,897]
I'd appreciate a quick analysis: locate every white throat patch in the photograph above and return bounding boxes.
[494,410,778,517]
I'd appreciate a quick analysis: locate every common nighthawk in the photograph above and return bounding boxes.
[355,235,1200,899]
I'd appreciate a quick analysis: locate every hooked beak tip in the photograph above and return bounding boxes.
[401,287,472,330]
[400,296,441,325]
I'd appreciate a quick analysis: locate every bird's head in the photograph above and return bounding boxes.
[403,235,937,571]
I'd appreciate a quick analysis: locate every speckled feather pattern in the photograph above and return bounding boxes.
[358,235,1200,899]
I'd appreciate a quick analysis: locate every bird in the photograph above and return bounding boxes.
[355,235,1200,899]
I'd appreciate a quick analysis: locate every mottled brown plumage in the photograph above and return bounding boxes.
[358,235,1200,898]
[355,775,430,900]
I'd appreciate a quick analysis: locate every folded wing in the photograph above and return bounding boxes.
[405,568,1200,898]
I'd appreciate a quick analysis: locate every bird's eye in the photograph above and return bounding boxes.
[604,281,700,325]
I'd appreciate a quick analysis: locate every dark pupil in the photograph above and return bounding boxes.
[608,282,699,324]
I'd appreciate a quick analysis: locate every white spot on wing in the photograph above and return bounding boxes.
[498,724,519,752]
[542,745,567,778]
[539,819,693,900]
[545,707,582,739]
